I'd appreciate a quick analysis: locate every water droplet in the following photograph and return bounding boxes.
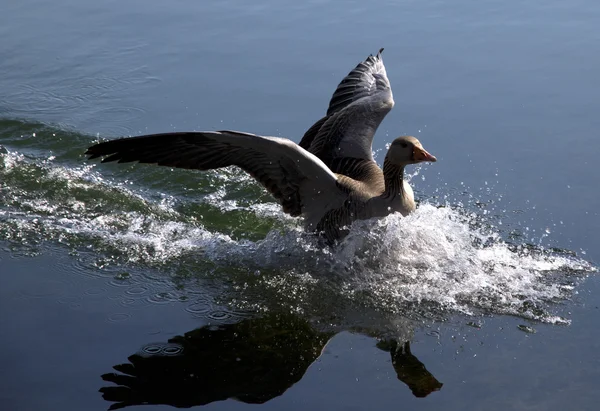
[517,325,536,334]
[114,272,130,280]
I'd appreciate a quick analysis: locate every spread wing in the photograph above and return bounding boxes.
[299,48,394,169]
[85,131,349,224]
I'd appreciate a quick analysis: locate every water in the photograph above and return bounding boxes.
[1,1,599,410]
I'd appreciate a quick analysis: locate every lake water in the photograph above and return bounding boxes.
[1,0,599,410]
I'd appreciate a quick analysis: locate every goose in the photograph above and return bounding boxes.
[85,50,436,243]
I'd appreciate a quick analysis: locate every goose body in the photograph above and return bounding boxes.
[86,50,436,243]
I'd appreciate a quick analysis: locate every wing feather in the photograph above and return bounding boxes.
[300,48,394,168]
[86,131,348,220]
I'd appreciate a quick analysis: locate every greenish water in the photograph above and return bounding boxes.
[1,1,600,410]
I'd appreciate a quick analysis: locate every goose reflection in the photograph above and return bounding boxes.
[100,312,442,409]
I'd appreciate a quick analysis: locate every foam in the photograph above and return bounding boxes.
[0,149,595,324]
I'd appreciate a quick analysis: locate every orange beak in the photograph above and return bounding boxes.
[413,146,437,163]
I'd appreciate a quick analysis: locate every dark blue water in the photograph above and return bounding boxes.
[1,1,599,410]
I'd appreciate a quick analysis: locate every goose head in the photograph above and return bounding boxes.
[387,136,437,166]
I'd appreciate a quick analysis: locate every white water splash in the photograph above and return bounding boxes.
[0,150,595,324]
[332,206,591,323]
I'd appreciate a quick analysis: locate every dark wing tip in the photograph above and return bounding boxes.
[368,48,384,60]
[85,139,133,163]
[85,143,114,161]
[85,148,104,160]
[85,148,102,158]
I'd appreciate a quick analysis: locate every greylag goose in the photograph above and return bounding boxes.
[85,50,436,243]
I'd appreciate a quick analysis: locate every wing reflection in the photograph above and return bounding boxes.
[100,312,441,409]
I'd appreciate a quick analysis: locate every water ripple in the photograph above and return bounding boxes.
[185,299,213,316]
[107,313,131,323]
[139,343,184,357]
[0,123,596,326]
[18,280,68,298]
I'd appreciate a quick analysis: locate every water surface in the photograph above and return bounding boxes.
[1,1,599,410]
